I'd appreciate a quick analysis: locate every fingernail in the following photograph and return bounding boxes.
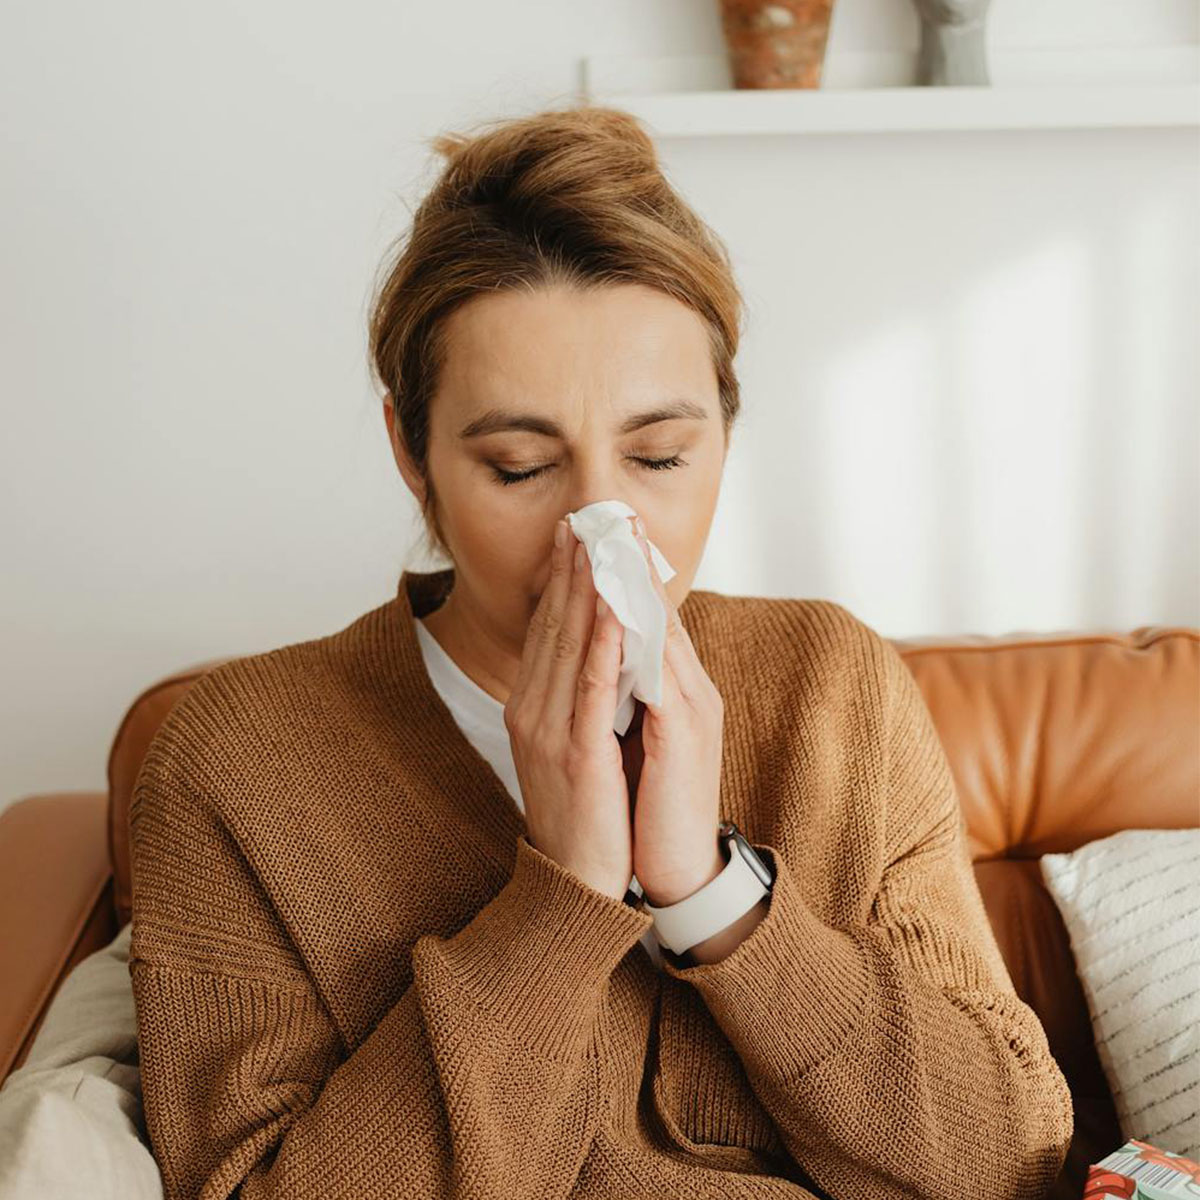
[597,596,608,617]
[555,520,567,548]
[635,516,645,538]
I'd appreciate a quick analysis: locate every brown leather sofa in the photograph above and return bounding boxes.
[2,618,1197,1200]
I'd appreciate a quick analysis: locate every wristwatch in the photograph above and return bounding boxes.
[640,821,775,955]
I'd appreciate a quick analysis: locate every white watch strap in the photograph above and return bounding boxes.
[642,841,770,955]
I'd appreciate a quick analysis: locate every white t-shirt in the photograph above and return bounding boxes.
[415,616,665,970]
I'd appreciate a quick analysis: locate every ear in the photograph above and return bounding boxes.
[383,394,427,506]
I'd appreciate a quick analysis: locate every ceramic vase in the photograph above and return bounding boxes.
[718,0,837,89]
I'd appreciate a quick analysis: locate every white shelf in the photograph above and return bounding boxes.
[581,47,1200,136]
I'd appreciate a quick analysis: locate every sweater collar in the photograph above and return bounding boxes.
[377,567,526,869]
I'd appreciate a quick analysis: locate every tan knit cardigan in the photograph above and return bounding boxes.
[128,567,1074,1199]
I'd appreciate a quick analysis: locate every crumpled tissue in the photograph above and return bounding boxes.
[566,499,676,737]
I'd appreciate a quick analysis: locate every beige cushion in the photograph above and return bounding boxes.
[0,922,162,1199]
[1040,828,1200,1160]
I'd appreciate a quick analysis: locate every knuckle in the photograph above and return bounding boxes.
[536,611,560,652]
[576,660,607,695]
[553,627,581,661]
[525,609,546,645]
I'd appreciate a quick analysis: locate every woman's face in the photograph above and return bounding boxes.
[385,281,728,663]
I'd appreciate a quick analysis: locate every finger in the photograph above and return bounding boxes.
[573,591,624,749]
[631,518,682,635]
[542,536,602,726]
[642,636,685,720]
[633,521,709,704]
[512,518,573,703]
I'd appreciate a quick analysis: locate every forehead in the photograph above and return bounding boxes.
[435,283,714,408]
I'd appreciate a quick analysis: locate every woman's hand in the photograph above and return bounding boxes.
[626,518,728,907]
[503,518,634,901]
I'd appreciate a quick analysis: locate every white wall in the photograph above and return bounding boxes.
[2,0,1197,808]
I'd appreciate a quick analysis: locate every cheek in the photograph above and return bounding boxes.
[456,510,546,595]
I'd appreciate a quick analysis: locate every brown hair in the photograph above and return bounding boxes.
[367,102,746,565]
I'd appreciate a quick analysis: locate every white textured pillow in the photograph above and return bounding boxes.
[0,922,163,1199]
[1040,827,1200,1160]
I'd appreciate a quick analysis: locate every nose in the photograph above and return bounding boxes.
[561,498,642,531]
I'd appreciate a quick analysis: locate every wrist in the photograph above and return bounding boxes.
[639,848,726,908]
[640,822,776,959]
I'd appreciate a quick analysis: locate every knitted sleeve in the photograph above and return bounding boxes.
[660,627,1075,1200]
[129,761,652,1200]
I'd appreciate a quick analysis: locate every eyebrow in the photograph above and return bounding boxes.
[458,399,709,440]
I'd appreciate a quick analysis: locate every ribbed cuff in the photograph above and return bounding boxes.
[428,834,654,1058]
[660,842,874,1080]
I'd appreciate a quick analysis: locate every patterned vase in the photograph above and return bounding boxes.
[718,0,837,90]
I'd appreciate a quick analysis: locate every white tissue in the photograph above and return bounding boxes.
[565,499,677,737]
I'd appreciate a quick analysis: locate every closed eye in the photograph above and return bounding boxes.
[489,455,686,487]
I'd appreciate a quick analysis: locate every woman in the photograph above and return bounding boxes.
[128,105,1074,1199]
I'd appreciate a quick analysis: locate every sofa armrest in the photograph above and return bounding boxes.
[0,792,117,1080]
